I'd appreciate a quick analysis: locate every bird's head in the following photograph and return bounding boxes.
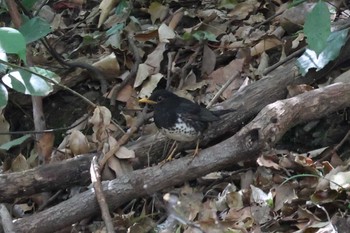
[139,90,177,105]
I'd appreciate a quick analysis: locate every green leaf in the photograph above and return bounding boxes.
[182,32,193,41]
[2,68,58,96]
[106,23,124,37]
[218,0,238,9]
[21,0,39,10]
[106,23,125,48]
[297,29,349,76]
[115,0,128,15]
[304,1,331,56]
[0,27,27,64]
[0,83,8,107]
[291,0,307,7]
[19,16,52,44]
[0,135,31,150]
[30,66,61,84]
[0,53,8,72]
[30,66,61,85]
[192,31,218,42]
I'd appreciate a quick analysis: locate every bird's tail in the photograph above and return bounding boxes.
[211,108,235,117]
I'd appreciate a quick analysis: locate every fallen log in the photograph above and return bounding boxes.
[0,154,94,202]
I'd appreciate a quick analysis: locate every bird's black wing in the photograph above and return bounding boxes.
[177,99,219,122]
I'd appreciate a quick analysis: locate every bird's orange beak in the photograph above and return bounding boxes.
[138,97,157,105]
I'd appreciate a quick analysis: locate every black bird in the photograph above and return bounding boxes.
[139,89,229,160]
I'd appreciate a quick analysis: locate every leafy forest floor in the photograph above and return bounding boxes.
[1,0,350,232]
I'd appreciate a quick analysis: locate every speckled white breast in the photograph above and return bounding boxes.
[159,117,200,142]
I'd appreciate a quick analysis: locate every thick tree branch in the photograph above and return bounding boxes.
[0,154,94,202]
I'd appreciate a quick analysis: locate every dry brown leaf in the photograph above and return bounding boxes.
[179,184,203,221]
[255,51,269,76]
[158,23,175,42]
[104,136,135,159]
[240,169,254,189]
[287,84,314,97]
[101,136,133,177]
[134,29,158,42]
[168,9,183,29]
[11,153,29,172]
[134,64,154,88]
[98,0,119,28]
[273,184,297,211]
[245,13,265,25]
[292,32,305,49]
[51,13,68,30]
[89,106,112,143]
[36,132,55,163]
[134,42,166,88]
[235,25,254,40]
[206,58,244,99]
[197,9,226,19]
[227,0,258,20]
[201,44,216,76]
[256,155,280,170]
[105,84,134,102]
[145,42,166,69]
[250,36,282,57]
[120,112,135,128]
[182,70,197,88]
[51,135,71,161]
[92,53,120,80]
[139,73,164,98]
[107,156,133,177]
[148,2,168,24]
[329,169,350,191]
[224,206,253,222]
[115,146,135,159]
[279,2,314,33]
[250,205,271,225]
[69,130,90,156]
[250,185,272,206]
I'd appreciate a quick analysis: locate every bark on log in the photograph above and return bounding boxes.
[12,82,350,232]
[0,154,94,202]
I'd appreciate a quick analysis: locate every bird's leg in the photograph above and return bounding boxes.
[166,141,178,161]
[193,138,200,157]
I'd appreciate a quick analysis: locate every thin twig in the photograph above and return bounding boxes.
[110,35,141,106]
[178,46,201,90]
[0,114,89,135]
[37,190,63,211]
[319,129,350,161]
[252,11,284,30]
[91,156,115,233]
[166,52,176,90]
[0,204,16,233]
[206,72,240,108]
[263,46,306,75]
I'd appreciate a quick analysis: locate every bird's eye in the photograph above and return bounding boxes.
[157,96,164,101]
